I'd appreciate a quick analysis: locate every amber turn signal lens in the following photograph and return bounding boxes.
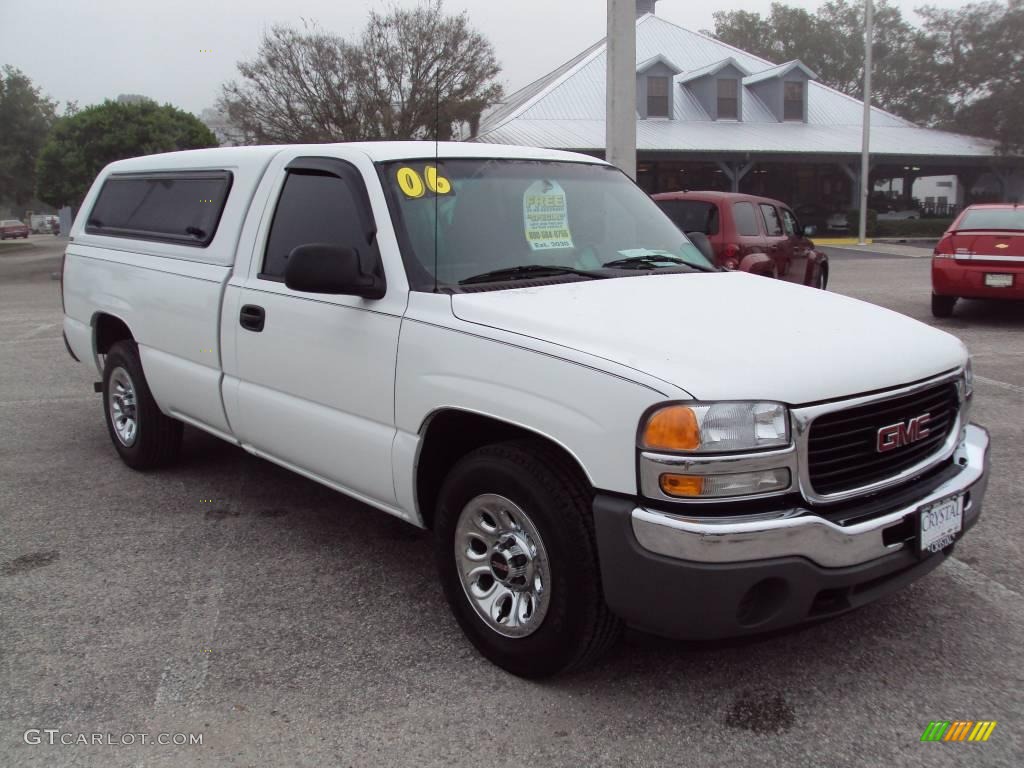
[659,474,705,497]
[642,406,700,451]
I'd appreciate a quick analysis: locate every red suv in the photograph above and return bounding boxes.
[653,191,828,289]
[932,204,1024,317]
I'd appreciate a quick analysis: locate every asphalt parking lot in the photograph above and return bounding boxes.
[2,240,1022,767]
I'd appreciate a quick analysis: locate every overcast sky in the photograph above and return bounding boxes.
[0,0,968,116]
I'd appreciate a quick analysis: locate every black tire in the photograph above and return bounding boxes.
[434,439,621,678]
[815,263,829,290]
[931,293,957,318]
[102,340,182,469]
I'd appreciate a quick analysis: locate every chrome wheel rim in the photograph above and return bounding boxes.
[454,494,551,638]
[108,366,138,447]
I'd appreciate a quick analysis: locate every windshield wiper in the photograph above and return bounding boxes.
[459,264,606,285]
[602,254,715,272]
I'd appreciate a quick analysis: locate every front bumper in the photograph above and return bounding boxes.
[593,424,990,640]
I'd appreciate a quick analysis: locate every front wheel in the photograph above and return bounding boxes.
[931,293,957,318]
[102,340,183,469]
[434,440,621,678]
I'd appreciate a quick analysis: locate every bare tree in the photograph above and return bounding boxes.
[217,2,502,144]
[217,22,363,144]
[350,0,503,140]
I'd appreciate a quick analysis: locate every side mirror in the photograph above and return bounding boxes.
[803,224,817,237]
[284,243,386,299]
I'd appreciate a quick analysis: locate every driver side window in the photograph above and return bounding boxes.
[261,170,371,280]
[781,209,799,237]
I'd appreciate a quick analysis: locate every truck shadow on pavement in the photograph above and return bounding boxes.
[166,426,951,729]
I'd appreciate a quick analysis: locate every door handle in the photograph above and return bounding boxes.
[239,304,265,332]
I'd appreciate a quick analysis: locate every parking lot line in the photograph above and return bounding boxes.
[975,375,1024,395]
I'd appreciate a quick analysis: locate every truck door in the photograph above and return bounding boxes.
[226,154,403,508]
[759,202,791,277]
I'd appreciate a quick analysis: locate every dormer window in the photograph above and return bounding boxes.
[743,60,816,122]
[647,76,670,117]
[717,79,739,120]
[679,57,749,122]
[784,81,805,121]
[636,55,682,119]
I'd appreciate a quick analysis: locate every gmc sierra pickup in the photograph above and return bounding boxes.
[61,142,990,678]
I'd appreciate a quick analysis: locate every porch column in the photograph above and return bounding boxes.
[716,160,756,193]
[839,163,860,210]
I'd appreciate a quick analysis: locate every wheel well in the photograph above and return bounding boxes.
[93,314,134,355]
[415,410,590,530]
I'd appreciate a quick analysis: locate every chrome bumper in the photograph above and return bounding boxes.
[632,424,990,569]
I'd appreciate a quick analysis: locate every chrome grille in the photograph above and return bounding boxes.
[807,382,959,496]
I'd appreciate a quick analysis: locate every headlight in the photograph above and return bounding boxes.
[641,402,789,453]
[964,357,973,398]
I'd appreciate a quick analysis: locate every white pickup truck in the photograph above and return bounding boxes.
[61,142,990,678]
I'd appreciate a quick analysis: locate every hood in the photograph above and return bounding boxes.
[451,272,967,403]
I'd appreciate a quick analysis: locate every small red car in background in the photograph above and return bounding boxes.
[932,204,1024,317]
[653,191,829,289]
[0,219,30,239]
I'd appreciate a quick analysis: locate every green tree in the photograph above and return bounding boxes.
[916,0,1024,153]
[35,100,217,209]
[708,1,921,117]
[0,66,57,206]
[218,0,502,143]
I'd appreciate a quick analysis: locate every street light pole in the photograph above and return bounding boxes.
[858,0,873,244]
[606,0,637,179]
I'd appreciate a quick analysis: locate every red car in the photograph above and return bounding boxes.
[653,191,829,289]
[0,219,30,239]
[932,204,1024,317]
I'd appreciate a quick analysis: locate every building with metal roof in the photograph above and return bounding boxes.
[473,1,1019,226]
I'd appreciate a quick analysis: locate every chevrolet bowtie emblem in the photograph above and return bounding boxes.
[995,243,1009,249]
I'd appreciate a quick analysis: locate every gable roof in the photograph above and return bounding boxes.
[474,13,996,158]
[743,59,818,85]
[637,53,683,75]
[678,57,751,84]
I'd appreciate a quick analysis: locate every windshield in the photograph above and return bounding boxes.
[379,159,713,289]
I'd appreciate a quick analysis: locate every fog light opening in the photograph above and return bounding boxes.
[736,578,790,628]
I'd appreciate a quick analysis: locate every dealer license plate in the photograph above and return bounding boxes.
[985,273,1013,288]
[919,494,963,553]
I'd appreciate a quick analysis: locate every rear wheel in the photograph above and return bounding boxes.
[931,293,957,318]
[102,340,182,469]
[814,263,829,290]
[435,440,621,678]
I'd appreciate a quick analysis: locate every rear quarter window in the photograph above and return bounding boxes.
[655,199,720,235]
[732,202,761,237]
[85,171,233,247]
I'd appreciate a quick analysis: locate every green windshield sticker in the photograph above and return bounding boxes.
[524,180,573,251]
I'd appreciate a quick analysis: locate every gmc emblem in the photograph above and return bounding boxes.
[876,413,931,453]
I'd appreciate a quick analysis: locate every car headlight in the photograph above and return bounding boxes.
[640,402,790,453]
[964,357,973,398]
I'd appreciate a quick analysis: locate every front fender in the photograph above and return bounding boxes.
[393,318,671,500]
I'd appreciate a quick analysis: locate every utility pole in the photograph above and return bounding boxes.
[858,0,873,244]
[606,0,637,179]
